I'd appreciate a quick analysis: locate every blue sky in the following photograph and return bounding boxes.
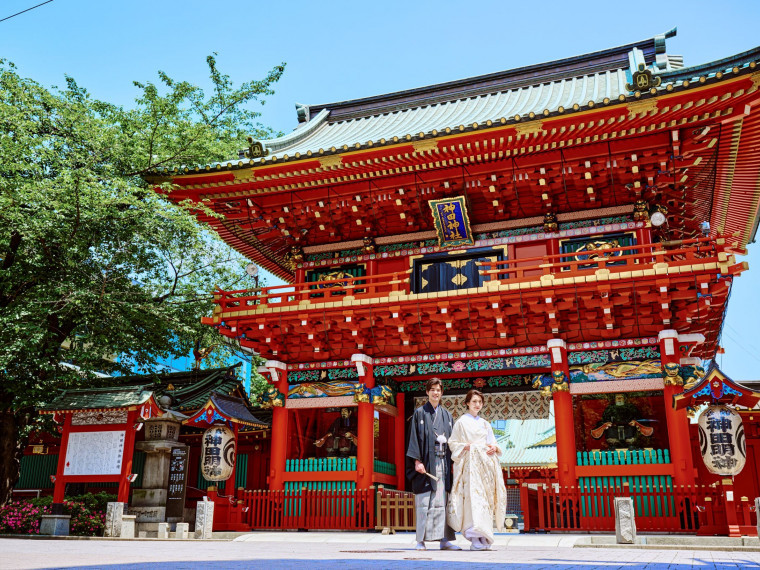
[3,0,759,379]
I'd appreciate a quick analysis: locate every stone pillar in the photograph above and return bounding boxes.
[614,497,637,544]
[547,339,577,488]
[266,360,289,491]
[353,353,375,490]
[195,499,215,539]
[659,330,697,487]
[755,498,760,538]
[394,391,406,490]
[104,502,125,537]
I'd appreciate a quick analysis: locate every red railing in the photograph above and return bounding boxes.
[523,482,757,536]
[241,487,376,530]
[204,237,730,318]
[479,236,720,282]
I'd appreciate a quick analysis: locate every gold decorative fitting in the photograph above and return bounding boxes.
[558,106,564,113]
[699,76,706,83]
[666,84,674,91]
[683,80,690,88]
[528,112,535,119]
[412,139,438,153]
[514,114,521,121]
[319,155,343,168]
[626,98,658,119]
[513,120,544,137]
[716,72,723,79]
[499,118,506,124]
[472,122,478,129]
[603,98,610,105]
[543,109,550,116]
[572,103,579,110]
[733,66,740,73]
[618,94,626,102]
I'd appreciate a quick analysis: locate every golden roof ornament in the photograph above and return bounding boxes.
[626,63,662,92]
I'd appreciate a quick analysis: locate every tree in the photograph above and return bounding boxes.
[0,56,285,505]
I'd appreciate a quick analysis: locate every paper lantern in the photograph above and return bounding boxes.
[697,405,746,476]
[201,425,236,481]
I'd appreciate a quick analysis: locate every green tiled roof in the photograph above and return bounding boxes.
[112,364,246,412]
[39,385,154,412]
[497,418,557,468]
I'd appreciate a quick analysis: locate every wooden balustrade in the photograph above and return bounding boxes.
[375,486,416,533]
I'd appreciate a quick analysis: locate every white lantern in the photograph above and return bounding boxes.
[697,404,746,476]
[201,425,236,481]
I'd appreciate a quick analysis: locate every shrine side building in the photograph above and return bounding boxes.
[155,31,760,531]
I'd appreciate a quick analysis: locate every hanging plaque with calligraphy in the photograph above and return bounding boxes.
[697,404,746,476]
[428,196,475,248]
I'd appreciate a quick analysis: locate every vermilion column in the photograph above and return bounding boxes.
[659,330,697,487]
[353,354,375,490]
[394,392,406,490]
[547,339,577,488]
[225,423,240,497]
[52,413,72,506]
[117,409,139,503]
[266,361,289,491]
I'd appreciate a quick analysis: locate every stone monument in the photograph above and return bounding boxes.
[614,497,637,544]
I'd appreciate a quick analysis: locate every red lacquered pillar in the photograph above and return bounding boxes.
[548,339,577,488]
[353,354,375,490]
[659,330,697,487]
[266,361,289,491]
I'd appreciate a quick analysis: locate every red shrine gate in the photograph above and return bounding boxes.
[150,31,760,534]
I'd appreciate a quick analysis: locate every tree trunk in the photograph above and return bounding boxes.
[0,408,26,506]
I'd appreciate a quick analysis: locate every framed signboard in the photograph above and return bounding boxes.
[63,431,125,476]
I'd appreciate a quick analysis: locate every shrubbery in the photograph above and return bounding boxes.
[0,492,115,536]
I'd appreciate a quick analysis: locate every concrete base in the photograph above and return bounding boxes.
[39,514,71,536]
[174,523,189,539]
[121,515,136,539]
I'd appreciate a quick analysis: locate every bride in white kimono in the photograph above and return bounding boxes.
[446,389,507,550]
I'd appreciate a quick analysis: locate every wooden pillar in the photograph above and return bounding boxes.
[117,409,139,503]
[659,330,697,487]
[266,361,289,491]
[353,354,375,490]
[53,413,72,505]
[225,423,239,497]
[394,392,406,490]
[548,338,577,488]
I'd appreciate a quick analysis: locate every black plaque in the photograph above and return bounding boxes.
[166,447,189,520]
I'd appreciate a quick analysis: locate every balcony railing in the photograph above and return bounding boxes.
[206,237,727,319]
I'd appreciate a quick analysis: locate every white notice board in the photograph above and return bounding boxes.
[63,430,126,476]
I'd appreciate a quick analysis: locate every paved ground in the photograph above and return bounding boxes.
[1,533,760,569]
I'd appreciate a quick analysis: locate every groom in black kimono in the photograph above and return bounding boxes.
[406,377,460,551]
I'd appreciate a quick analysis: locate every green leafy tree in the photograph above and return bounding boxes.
[0,56,285,505]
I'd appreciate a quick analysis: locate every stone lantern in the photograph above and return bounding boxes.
[132,410,188,533]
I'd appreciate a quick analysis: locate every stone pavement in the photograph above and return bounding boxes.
[2,532,760,569]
